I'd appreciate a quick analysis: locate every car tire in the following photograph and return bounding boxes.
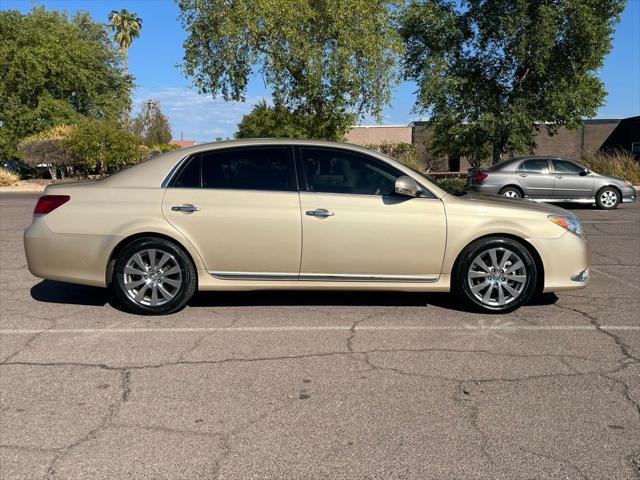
[499,186,523,198]
[111,237,197,315]
[595,186,620,210]
[453,237,538,313]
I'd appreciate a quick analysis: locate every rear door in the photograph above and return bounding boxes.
[162,146,302,278]
[516,159,554,198]
[550,159,594,198]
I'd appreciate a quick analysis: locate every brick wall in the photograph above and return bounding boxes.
[346,119,625,171]
[345,126,412,146]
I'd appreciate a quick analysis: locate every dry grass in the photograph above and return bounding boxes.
[581,150,640,185]
[0,167,19,187]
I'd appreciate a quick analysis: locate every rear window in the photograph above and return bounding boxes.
[518,159,549,173]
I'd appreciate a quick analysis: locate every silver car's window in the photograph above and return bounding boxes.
[552,160,584,174]
[300,148,402,196]
[518,159,550,173]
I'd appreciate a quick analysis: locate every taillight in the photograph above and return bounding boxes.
[473,172,488,183]
[34,195,70,215]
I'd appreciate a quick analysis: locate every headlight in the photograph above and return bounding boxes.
[548,214,583,235]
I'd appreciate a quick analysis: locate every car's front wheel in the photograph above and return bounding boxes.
[111,237,197,315]
[453,237,538,313]
[595,186,620,210]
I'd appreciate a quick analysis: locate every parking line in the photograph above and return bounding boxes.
[0,325,638,335]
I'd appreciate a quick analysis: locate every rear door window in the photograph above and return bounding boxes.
[171,146,296,191]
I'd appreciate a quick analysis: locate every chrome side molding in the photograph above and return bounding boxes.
[210,271,438,282]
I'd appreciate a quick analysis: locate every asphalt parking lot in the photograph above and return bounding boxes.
[1,192,639,480]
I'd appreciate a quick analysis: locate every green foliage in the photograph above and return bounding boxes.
[155,143,180,153]
[66,119,142,174]
[0,7,133,160]
[235,100,342,139]
[400,0,625,164]
[108,9,142,70]
[582,150,640,185]
[131,100,173,146]
[432,175,466,193]
[179,0,402,140]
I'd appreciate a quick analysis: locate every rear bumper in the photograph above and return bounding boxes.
[24,217,116,287]
[527,232,591,292]
[466,184,503,195]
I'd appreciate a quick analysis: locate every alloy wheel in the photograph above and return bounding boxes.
[123,248,183,306]
[600,190,618,208]
[503,190,520,198]
[467,247,527,307]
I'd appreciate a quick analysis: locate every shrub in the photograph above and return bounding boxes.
[0,167,19,187]
[18,125,78,179]
[66,119,144,174]
[434,175,466,193]
[581,150,640,185]
[366,142,425,172]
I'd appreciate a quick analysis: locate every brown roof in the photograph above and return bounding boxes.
[170,140,197,148]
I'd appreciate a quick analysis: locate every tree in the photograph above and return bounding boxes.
[18,126,78,180]
[235,99,337,139]
[108,9,142,71]
[0,7,132,160]
[400,0,625,164]
[66,119,143,174]
[131,100,172,146]
[178,0,402,140]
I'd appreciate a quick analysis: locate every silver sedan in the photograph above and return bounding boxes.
[467,156,636,209]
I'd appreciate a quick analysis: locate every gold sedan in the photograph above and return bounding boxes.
[24,139,590,315]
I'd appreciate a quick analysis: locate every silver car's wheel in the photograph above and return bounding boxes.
[467,247,527,307]
[499,187,522,198]
[599,189,618,209]
[123,248,183,307]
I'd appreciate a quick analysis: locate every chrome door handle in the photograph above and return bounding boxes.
[554,175,563,179]
[306,208,334,218]
[171,204,200,213]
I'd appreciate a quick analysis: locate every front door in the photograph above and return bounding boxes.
[297,147,447,280]
[550,159,594,198]
[516,158,554,198]
[162,146,302,277]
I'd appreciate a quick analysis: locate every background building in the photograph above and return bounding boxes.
[347,116,639,171]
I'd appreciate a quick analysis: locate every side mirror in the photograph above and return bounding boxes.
[579,168,590,176]
[395,176,421,197]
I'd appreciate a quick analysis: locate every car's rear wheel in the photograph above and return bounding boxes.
[453,237,537,313]
[595,186,620,210]
[499,186,522,198]
[112,237,196,315]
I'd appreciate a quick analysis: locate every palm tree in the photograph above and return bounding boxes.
[108,9,142,72]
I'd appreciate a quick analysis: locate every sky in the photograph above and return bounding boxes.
[3,0,639,142]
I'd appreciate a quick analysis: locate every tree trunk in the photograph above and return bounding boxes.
[491,144,502,165]
[47,166,58,181]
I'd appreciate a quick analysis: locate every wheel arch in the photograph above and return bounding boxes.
[451,233,545,296]
[499,185,524,197]
[106,232,199,286]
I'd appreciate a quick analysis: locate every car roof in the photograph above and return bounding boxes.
[490,155,576,171]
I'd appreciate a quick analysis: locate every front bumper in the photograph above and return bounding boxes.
[527,232,591,292]
[621,185,637,203]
